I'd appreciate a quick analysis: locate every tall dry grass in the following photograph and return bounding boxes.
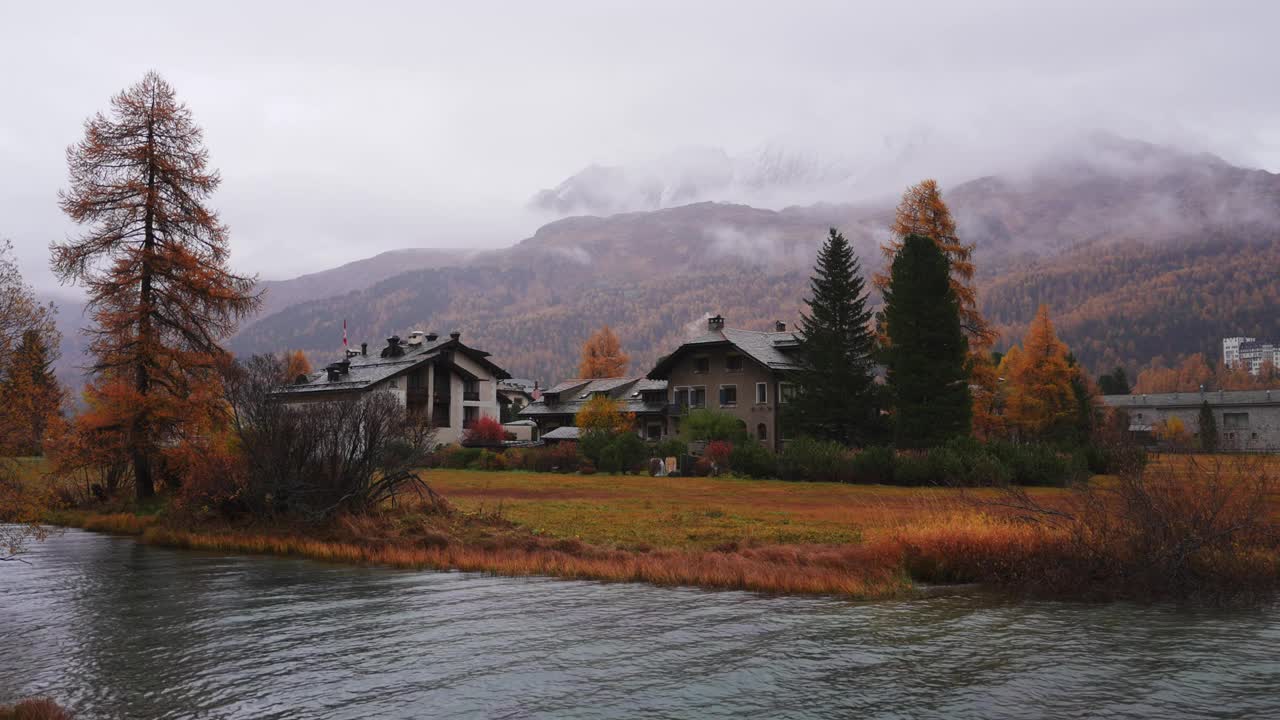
[897,455,1280,602]
[140,524,911,598]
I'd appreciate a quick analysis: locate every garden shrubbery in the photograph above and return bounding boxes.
[426,426,1113,488]
[765,435,1090,487]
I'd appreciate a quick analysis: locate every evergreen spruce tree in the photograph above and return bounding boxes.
[882,234,970,448]
[788,229,879,445]
[1198,400,1219,452]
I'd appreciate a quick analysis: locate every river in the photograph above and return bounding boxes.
[2,529,1277,719]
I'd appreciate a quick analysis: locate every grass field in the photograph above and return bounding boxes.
[424,469,1068,549]
[29,453,1280,601]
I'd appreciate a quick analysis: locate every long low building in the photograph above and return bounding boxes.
[1101,389,1280,451]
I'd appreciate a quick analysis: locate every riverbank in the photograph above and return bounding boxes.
[41,456,1280,602]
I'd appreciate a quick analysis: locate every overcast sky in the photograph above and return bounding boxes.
[2,0,1278,292]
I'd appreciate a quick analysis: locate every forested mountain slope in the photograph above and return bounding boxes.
[229,137,1280,384]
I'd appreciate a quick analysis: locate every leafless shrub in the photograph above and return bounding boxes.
[224,355,445,520]
[976,454,1279,603]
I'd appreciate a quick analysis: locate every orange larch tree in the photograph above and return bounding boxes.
[577,325,629,378]
[283,350,312,382]
[52,72,260,499]
[1000,305,1081,441]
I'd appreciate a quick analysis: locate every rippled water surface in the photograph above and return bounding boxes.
[3,529,1278,719]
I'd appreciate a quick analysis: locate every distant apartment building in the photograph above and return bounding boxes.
[1223,336,1280,375]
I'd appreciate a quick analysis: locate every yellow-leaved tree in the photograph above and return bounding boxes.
[283,350,312,382]
[574,394,635,436]
[578,325,629,378]
[1000,305,1081,441]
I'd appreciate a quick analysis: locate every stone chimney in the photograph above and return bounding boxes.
[360,342,367,356]
[707,315,725,331]
[450,330,462,340]
[775,320,786,332]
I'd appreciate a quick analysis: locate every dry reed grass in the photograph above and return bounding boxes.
[47,456,1280,602]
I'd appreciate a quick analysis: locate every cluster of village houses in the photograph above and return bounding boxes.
[277,318,1280,453]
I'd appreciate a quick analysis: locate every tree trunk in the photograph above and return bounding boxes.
[134,95,157,500]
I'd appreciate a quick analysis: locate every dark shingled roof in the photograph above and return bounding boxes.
[275,335,509,396]
[519,376,669,419]
[648,327,802,378]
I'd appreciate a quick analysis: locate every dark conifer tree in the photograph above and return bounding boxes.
[1098,367,1132,395]
[882,234,970,448]
[788,229,879,445]
[1198,400,1219,452]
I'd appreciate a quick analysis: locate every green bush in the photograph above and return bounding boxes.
[891,451,933,486]
[651,438,686,458]
[986,440,1081,487]
[777,436,848,482]
[441,446,482,469]
[679,409,749,443]
[847,446,895,484]
[581,429,649,474]
[728,440,777,478]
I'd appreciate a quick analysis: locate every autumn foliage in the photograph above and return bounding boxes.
[577,325,629,378]
[462,415,506,446]
[998,306,1085,441]
[574,394,635,435]
[1131,353,1280,394]
[53,72,259,498]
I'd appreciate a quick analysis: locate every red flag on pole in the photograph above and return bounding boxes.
[343,319,348,349]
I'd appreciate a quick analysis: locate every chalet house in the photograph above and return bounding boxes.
[518,376,670,441]
[275,330,510,446]
[647,315,801,451]
[520,316,801,450]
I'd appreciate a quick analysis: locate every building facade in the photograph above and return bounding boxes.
[647,316,800,451]
[1102,389,1280,452]
[275,330,511,446]
[1223,336,1280,375]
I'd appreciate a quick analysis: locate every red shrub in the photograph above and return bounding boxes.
[462,416,505,446]
[705,440,733,468]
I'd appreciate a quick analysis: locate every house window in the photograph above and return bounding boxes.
[694,356,710,374]
[463,379,480,401]
[726,355,743,372]
[755,382,767,404]
[779,382,796,403]
[757,423,767,441]
[1223,412,1250,430]
[463,406,479,428]
[719,385,738,407]
[691,387,706,408]
[647,423,663,441]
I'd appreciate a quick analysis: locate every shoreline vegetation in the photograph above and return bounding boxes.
[42,454,1280,604]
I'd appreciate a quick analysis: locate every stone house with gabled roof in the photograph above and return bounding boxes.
[646,315,801,451]
[275,330,511,446]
